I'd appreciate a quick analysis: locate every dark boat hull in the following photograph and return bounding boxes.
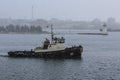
[8,46,83,59]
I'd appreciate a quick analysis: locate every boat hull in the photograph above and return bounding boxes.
[8,46,83,59]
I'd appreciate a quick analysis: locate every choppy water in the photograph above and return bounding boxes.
[0,32,120,80]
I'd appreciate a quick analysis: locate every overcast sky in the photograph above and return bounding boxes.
[0,0,120,21]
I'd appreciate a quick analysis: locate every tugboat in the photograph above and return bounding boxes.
[8,25,83,59]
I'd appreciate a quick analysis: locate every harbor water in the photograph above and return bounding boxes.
[0,32,120,80]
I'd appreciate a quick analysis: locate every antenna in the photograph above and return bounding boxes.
[51,24,54,41]
[32,5,34,20]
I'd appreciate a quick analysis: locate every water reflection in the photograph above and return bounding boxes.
[39,59,83,80]
[0,57,83,80]
[0,32,120,80]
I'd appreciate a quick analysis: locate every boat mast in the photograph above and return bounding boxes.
[51,24,54,41]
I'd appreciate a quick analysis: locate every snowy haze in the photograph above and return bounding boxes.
[0,0,120,21]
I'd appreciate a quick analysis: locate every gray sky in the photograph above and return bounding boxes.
[0,0,120,21]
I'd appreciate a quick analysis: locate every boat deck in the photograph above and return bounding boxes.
[8,46,83,59]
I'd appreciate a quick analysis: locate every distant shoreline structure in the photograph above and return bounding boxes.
[0,29,120,35]
[0,24,43,34]
[0,31,48,34]
[71,23,108,35]
[77,33,108,35]
[0,18,120,31]
[0,22,120,34]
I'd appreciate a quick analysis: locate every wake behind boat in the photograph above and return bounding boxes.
[8,25,83,59]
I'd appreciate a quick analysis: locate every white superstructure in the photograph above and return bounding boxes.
[35,43,65,52]
[101,24,108,35]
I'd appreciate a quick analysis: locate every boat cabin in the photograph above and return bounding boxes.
[43,37,65,49]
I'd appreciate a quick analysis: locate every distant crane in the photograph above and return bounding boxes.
[32,5,34,20]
